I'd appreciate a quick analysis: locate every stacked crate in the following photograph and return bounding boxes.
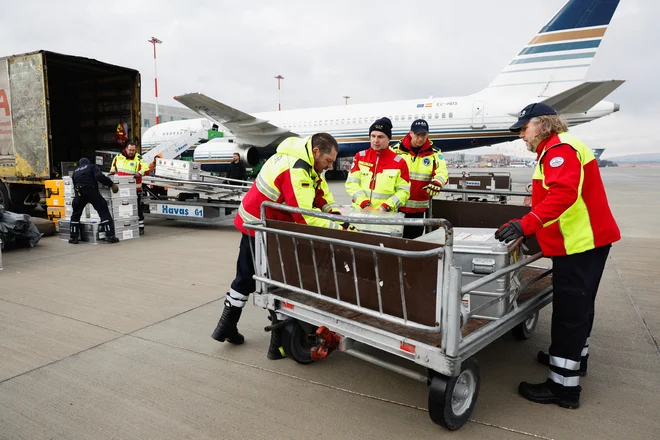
[59,175,140,243]
[45,180,66,227]
[155,158,202,181]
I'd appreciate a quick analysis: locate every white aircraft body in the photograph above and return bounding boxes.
[141,0,624,179]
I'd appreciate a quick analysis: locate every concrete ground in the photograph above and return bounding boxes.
[0,167,658,440]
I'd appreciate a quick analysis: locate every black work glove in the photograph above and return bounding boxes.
[494,220,523,243]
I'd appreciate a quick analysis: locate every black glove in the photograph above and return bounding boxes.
[494,220,523,243]
[340,222,358,232]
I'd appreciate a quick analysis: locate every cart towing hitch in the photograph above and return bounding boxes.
[311,326,341,360]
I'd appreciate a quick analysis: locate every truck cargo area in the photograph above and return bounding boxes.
[43,51,140,175]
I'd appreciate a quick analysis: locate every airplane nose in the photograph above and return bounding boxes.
[614,103,620,112]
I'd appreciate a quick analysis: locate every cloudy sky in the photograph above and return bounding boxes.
[2,0,657,159]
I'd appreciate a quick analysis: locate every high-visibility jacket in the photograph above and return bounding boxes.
[234,136,343,236]
[519,132,620,256]
[345,147,411,211]
[110,150,150,191]
[391,134,448,213]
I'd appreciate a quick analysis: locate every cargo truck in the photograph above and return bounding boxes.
[0,50,141,211]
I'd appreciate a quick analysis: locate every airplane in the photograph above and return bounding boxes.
[141,0,624,180]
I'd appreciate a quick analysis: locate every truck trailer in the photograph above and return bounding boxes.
[0,50,140,211]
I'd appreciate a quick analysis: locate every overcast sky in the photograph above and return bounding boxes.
[2,0,657,159]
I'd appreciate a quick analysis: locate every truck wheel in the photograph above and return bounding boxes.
[0,181,10,210]
[428,357,480,431]
[512,311,539,340]
[281,319,318,365]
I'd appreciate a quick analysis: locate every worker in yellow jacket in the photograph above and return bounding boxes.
[391,119,448,238]
[345,117,411,213]
[110,141,150,235]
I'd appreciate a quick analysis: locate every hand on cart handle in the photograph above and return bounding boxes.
[379,203,392,212]
[340,222,358,232]
[360,200,373,210]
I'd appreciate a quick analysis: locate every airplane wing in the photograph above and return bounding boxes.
[541,80,625,114]
[173,93,293,145]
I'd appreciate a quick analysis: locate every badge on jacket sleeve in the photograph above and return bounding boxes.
[549,157,564,168]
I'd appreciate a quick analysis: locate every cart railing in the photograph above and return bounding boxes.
[244,202,455,332]
[246,202,553,358]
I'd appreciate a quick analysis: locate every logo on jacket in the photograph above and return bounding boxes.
[423,158,431,166]
[129,162,135,167]
[549,157,564,168]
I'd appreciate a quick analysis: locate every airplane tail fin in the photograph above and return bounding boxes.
[485,0,621,97]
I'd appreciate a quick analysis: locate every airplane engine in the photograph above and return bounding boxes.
[193,138,260,167]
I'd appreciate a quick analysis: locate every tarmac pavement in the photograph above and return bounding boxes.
[0,166,658,439]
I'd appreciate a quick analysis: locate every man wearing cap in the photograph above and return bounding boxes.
[345,117,411,214]
[391,119,448,238]
[495,102,620,409]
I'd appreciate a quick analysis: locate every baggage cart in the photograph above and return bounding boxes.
[247,202,553,431]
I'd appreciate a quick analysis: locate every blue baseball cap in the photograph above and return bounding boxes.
[509,103,557,132]
[411,119,429,134]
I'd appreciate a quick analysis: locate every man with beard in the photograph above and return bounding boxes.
[494,102,620,409]
[110,141,149,235]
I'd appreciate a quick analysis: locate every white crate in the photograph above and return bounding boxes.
[337,205,404,237]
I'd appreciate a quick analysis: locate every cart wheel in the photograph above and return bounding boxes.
[281,320,318,365]
[428,357,480,431]
[511,311,539,340]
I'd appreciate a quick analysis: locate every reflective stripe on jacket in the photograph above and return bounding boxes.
[520,132,620,256]
[391,134,448,213]
[234,136,342,236]
[344,147,411,211]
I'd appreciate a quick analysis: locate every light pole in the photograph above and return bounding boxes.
[148,37,162,124]
[343,95,350,105]
[274,74,284,111]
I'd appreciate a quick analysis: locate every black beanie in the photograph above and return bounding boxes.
[369,117,393,139]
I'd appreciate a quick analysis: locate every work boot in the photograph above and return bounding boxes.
[537,351,588,376]
[211,300,245,344]
[518,380,581,409]
[105,236,120,244]
[68,237,79,244]
[267,327,286,360]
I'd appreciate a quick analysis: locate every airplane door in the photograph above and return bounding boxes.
[471,101,485,129]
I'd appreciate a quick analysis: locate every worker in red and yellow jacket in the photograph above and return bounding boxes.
[109,141,149,235]
[345,117,411,213]
[495,103,620,409]
[391,119,448,238]
[211,133,352,357]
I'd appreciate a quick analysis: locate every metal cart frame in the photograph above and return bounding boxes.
[245,202,553,431]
